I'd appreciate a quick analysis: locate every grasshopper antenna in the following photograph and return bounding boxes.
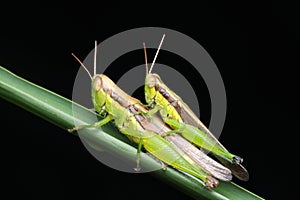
[94,40,97,77]
[143,42,149,75]
[71,53,93,80]
[149,34,165,74]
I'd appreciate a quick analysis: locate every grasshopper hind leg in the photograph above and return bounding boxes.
[163,118,244,165]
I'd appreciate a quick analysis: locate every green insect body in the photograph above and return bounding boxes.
[80,74,220,188]
[68,47,228,188]
[143,35,249,181]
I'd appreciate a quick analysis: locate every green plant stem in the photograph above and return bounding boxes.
[0,66,264,200]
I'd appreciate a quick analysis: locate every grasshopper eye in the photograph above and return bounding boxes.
[93,76,102,91]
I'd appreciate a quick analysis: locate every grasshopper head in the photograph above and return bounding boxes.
[91,74,106,113]
[145,73,162,104]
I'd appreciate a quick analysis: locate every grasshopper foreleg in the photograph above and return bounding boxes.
[134,104,162,117]
[68,114,114,133]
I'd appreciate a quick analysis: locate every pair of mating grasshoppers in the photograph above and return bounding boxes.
[68,34,248,189]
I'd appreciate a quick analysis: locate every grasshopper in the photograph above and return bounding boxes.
[68,41,232,188]
[143,35,249,181]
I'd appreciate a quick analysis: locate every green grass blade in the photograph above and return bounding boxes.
[0,66,264,200]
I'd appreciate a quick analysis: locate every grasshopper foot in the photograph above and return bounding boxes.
[68,127,79,133]
[233,156,243,164]
[161,162,167,171]
[205,177,219,189]
[134,166,141,172]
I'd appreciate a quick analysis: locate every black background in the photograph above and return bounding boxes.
[1,1,299,199]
